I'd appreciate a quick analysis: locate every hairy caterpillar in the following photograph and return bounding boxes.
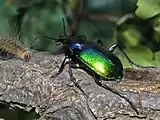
[0,36,31,61]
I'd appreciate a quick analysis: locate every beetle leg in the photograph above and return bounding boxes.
[108,44,134,67]
[117,45,158,68]
[108,44,117,52]
[109,44,158,68]
[94,77,140,115]
[51,57,68,78]
[68,59,88,98]
[52,57,87,96]
[68,62,98,119]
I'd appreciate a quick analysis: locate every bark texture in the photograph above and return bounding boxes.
[0,52,160,120]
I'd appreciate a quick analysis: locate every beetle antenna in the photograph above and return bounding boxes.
[42,36,59,41]
[33,36,60,43]
[62,17,67,36]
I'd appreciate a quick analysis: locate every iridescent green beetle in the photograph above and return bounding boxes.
[42,19,157,115]
[79,43,123,80]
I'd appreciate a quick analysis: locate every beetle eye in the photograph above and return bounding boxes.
[71,43,83,50]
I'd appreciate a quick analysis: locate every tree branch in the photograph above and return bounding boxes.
[0,52,160,120]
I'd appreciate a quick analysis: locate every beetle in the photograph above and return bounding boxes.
[41,18,157,115]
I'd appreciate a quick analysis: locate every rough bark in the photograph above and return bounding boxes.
[0,52,160,120]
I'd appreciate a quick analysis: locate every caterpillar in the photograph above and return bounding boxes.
[0,36,31,61]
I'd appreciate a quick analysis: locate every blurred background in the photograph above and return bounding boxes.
[0,0,160,119]
[0,0,160,67]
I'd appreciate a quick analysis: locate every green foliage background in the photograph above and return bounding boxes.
[0,0,160,68]
[0,0,160,120]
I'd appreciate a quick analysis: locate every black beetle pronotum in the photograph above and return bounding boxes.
[41,18,157,115]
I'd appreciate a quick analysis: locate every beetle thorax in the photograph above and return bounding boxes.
[69,43,83,56]
[71,43,83,50]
